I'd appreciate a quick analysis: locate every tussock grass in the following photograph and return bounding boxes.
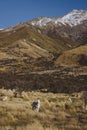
[0,89,87,129]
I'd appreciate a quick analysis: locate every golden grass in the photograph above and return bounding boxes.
[55,45,87,66]
[0,89,87,129]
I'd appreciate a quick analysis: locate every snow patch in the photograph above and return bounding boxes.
[31,17,52,26]
[30,10,87,27]
[0,28,4,31]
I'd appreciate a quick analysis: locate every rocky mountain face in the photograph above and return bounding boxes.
[0,9,87,93]
[29,10,87,27]
[29,9,87,45]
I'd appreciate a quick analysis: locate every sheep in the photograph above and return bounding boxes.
[64,97,72,110]
[31,99,40,112]
[2,96,8,101]
[80,91,87,109]
[68,97,72,103]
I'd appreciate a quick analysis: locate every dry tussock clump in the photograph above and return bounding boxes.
[0,88,14,97]
[0,112,16,125]
[56,111,68,121]
[26,122,44,130]
[21,91,29,100]
[26,121,58,130]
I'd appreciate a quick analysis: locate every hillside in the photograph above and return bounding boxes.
[55,45,87,66]
[0,24,64,52]
[0,10,87,93]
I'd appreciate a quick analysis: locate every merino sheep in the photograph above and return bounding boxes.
[80,91,87,109]
[31,99,40,112]
[64,97,72,110]
[68,97,72,103]
[2,96,8,101]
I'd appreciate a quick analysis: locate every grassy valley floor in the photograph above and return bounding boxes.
[0,89,87,130]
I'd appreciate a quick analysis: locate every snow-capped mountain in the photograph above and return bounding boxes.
[30,17,52,26]
[0,9,87,46]
[28,9,87,45]
[30,10,87,27]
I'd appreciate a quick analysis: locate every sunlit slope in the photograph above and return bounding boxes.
[55,45,87,66]
[0,24,72,58]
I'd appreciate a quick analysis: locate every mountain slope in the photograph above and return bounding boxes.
[29,9,87,46]
[55,45,87,66]
[0,23,76,75]
[0,24,72,54]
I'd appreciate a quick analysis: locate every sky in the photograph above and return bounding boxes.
[0,0,87,28]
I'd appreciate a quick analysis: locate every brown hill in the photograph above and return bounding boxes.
[0,24,73,53]
[55,45,87,66]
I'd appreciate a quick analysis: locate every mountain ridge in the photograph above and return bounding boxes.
[28,9,87,46]
[29,9,87,27]
[0,9,87,30]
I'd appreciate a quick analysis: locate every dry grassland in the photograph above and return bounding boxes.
[0,89,87,130]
